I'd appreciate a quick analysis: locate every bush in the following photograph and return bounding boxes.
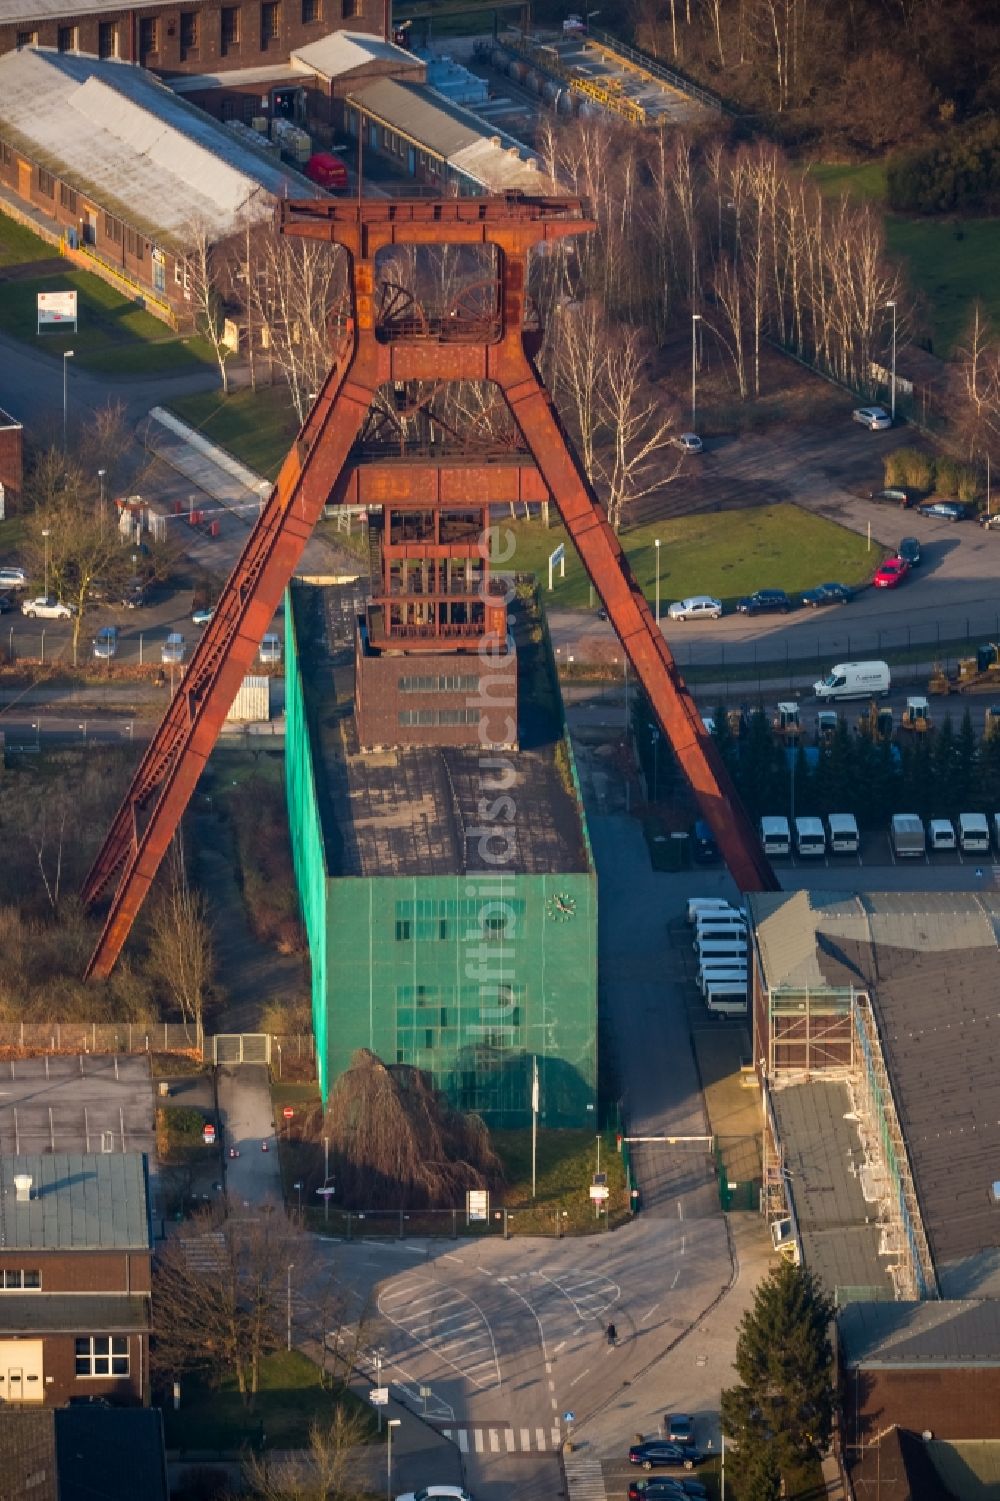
[887,117,1000,215]
[884,446,933,490]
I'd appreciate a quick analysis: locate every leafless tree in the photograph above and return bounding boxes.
[596,329,681,531]
[250,229,346,424]
[183,224,233,395]
[242,1409,371,1501]
[147,832,214,1039]
[956,305,1000,463]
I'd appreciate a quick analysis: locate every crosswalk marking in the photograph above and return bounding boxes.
[440,1425,563,1454]
[564,1456,607,1501]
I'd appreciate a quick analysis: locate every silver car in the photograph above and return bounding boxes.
[667,595,723,622]
[21,596,74,620]
[161,632,186,665]
[852,405,892,431]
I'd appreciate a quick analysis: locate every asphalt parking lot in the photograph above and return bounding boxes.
[767,830,999,870]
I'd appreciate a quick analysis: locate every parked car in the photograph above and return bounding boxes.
[918,501,971,522]
[868,487,916,508]
[161,632,186,665]
[853,405,892,431]
[628,1440,704,1471]
[898,536,921,566]
[395,1490,473,1501]
[666,1415,695,1444]
[736,588,792,615]
[801,582,852,607]
[192,605,216,626]
[259,631,282,665]
[978,512,1000,530]
[667,595,722,622]
[0,566,28,591]
[0,592,11,614]
[21,595,74,619]
[121,576,147,608]
[92,625,119,660]
[628,1480,708,1501]
[873,556,910,589]
[672,433,704,455]
[691,819,720,864]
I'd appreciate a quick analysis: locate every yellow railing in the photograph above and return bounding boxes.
[59,236,178,328]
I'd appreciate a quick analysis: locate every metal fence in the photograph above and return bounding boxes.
[0,1022,315,1067]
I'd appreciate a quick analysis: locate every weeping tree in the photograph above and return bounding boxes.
[321,1049,502,1209]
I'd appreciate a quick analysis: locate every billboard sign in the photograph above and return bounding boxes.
[37,291,78,332]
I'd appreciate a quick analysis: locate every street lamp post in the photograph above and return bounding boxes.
[98,468,107,538]
[691,313,701,433]
[286,1263,294,1352]
[654,538,661,626]
[293,1180,303,1215]
[386,1418,401,1501]
[42,528,51,600]
[886,300,897,423]
[373,1347,386,1434]
[62,350,74,447]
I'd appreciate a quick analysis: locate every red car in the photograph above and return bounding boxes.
[304,152,348,192]
[873,555,910,589]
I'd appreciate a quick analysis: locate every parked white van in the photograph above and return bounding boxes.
[794,817,826,857]
[826,813,860,853]
[699,966,748,996]
[695,910,747,936]
[697,936,748,962]
[705,982,748,1017]
[959,812,990,852]
[928,818,957,852]
[693,922,746,951]
[814,660,891,701]
[759,816,791,856]
[687,898,736,924]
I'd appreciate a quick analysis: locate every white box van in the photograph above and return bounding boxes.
[826,813,859,853]
[687,898,737,925]
[705,982,748,1017]
[814,660,891,701]
[927,818,956,852]
[958,812,990,852]
[794,817,826,857]
[699,966,747,996]
[759,816,791,856]
[695,910,747,936]
[259,632,282,665]
[693,918,738,942]
[697,935,748,962]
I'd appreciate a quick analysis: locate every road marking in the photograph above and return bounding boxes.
[551,1427,562,1449]
[505,1430,516,1453]
[520,1428,531,1449]
[568,1367,590,1388]
[640,1302,660,1325]
[490,1429,500,1453]
[536,1428,546,1450]
[551,1397,558,1411]
[548,1380,555,1392]
[670,1268,681,1290]
[677,1201,685,1220]
[555,1341,566,1353]
[546,1362,552,1373]
[564,1455,607,1501]
[474,1430,484,1453]
[457,1430,469,1453]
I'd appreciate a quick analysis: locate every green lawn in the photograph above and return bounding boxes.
[885,214,1000,356]
[162,1350,369,1452]
[0,214,58,268]
[502,505,883,611]
[492,1128,629,1233]
[168,387,300,481]
[0,260,216,374]
[809,160,888,202]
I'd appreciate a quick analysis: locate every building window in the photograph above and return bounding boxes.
[0,1269,41,1289]
[59,182,77,213]
[341,0,362,15]
[0,142,11,167]
[125,226,145,260]
[75,1336,129,1378]
[57,24,78,50]
[36,167,55,198]
[98,21,118,57]
[220,6,240,54]
[179,11,199,57]
[152,247,166,294]
[395,919,411,942]
[260,2,280,45]
[15,29,38,48]
[103,212,123,244]
[301,0,319,19]
[138,16,158,56]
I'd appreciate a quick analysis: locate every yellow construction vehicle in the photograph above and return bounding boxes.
[900,695,933,733]
[985,706,1000,740]
[816,710,841,745]
[857,699,894,742]
[928,662,952,696]
[772,702,802,742]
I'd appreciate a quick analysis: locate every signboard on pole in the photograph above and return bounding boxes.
[37,291,78,333]
[589,1184,610,1201]
[548,543,566,592]
[369,1387,389,1406]
[282,1106,294,1120]
[466,1189,489,1223]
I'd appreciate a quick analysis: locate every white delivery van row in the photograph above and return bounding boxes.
[697,936,748,963]
[794,817,826,857]
[826,813,860,853]
[704,983,748,1017]
[694,911,747,938]
[693,921,745,951]
[687,897,738,924]
[814,660,891,700]
[699,966,747,995]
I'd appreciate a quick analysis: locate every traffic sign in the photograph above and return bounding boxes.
[589,1184,610,1201]
[316,1186,336,1197]
[563,1411,575,1423]
[369,1387,389,1406]
[202,1123,216,1144]
[282,1106,294,1120]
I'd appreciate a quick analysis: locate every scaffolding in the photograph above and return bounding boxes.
[851,994,939,1300]
[767,986,855,1075]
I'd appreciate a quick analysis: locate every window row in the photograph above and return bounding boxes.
[75,1335,129,1377]
[0,1268,40,1289]
[399,675,480,694]
[398,708,481,727]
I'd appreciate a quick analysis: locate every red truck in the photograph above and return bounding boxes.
[304,152,348,192]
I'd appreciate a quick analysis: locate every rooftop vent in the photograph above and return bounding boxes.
[13,1175,32,1202]
[489,135,502,147]
[526,158,539,171]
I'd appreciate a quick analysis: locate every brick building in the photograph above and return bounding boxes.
[0,1406,169,1500]
[0,0,382,77]
[0,405,22,505]
[0,47,316,322]
[0,1153,152,1407]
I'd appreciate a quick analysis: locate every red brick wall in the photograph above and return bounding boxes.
[0,419,22,501]
[356,640,519,751]
[41,1330,147,1406]
[0,1,382,73]
[0,1250,151,1293]
[845,1365,1000,1444]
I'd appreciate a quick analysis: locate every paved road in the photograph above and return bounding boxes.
[217,1063,283,1210]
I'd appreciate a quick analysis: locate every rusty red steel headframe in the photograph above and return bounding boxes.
[81,194,776,979]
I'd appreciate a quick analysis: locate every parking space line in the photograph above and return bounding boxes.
[520,1428,531,1449]
[474,1430,484,1454]
[506,1430,516,1453]
[536,1428,546,1450]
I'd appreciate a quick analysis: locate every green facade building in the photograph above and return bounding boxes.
[284,583,597,1127]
